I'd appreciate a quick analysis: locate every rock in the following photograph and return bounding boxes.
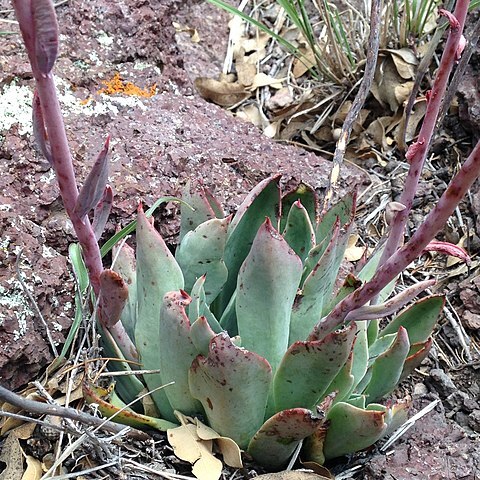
[468,410,480,432]
[364,398,479,480]
[462,310,480,330]
[0,0,368,389]
[427,369,457,399]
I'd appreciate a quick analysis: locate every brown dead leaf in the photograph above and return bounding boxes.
[0,433,24,480]
[293,48,317,78]
[371,56,414,111]
[21,456,42,480]
[249,73,283,90]
[194,419,243,468]
[396,98,427,147]
[382,48,418,79]
[236,104,264,128]
[195,77,250,107]
[265,87,294,111]
[167,423,222,480]
[167,412,242,480]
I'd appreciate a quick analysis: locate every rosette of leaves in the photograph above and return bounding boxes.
[90,176,442,469]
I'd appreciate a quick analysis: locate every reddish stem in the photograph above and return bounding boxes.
[13,0,103,294]
[377,0,470,270]
[310,139,480,339]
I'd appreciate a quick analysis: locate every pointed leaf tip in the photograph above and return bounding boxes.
[75,136,110,219]
[31,0,59,74]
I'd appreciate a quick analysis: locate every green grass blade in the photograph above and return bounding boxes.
[207,0,320,79]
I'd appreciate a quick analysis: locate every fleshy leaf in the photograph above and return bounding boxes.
[135,205,184,421]
[158,291,203,418]
[379,295,444,343]
[322,402,387,460]
[363,327,410,402]
[282,200,316,263]
[189,333,272,449]
[280,182,318,232]
[187,275,222,333]
[82,380,176,431]
[350,321,369,392]
[98,269,128,328]
[315,192,355,244]
[112,241,137,341]
[248,408,323,470]
[97,323,144,408]
[323,348,355,405]
[180,180,220,241]
[236,218,303,371]
[74,136,110,219]
[216,175,281,314]
[400,337,433,382]
[190,316,217,356]
[290,222,342,344]
[92,185,113,240]
[31,0,59,74]
[274,324,356,411]
[176,217,229,304]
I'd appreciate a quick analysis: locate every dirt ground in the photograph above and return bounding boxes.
[0,0,479,479]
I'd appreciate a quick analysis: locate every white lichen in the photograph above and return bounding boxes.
[0,283,33,341]
[96,31,114,47]
[0,83,33,136]
[42,244,58,259]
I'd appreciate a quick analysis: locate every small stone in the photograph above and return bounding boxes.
[428,368,457,398]
[454,411,470,428]
[413,382,428,396]
[468,411,480,432]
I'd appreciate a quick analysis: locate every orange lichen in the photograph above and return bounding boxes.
[97,72,157,97]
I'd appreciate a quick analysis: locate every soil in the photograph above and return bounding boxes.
[0,0,479,479]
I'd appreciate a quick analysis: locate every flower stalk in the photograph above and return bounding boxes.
[311,139,480,338]
[377,0,470,269]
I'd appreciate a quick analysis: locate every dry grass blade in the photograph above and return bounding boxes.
[323,0,381,210]
[380,399,440,451]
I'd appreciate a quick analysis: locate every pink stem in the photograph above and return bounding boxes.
[377,0,470,270]
[13,0,103,294]
[310,139,480,339]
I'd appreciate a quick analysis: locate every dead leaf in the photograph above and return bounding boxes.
[249,72,283,90]
[194,418,243,468]
[345,234,370,261]
[194,77,250,107]
[293,48,316,78]
[0,433,24,480]
[236,104,264,128]
[371,56,414,111]
[265,87,294,111]
[167,423,222,480]
[381,48,418,79]
[21,456,42,480]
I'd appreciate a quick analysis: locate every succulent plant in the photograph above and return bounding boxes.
[11,0,478,473]
[89,176,445,469]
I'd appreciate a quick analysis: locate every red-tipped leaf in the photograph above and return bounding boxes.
[75,136,110,219]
